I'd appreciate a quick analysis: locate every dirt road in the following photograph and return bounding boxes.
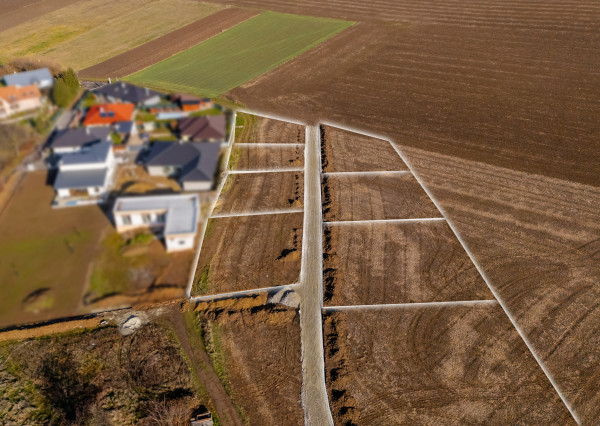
[298,125,333,425]
[167,308,242,426]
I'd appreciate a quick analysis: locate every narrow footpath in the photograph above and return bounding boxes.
[167,308,243,426]
[299,125,334,425]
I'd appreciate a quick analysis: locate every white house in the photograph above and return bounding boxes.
[53,142,115,201]
[112,194,200,252]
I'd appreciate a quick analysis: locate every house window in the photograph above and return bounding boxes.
[156,213,166,223]
[142,214,151,224]
[122,215,132,225]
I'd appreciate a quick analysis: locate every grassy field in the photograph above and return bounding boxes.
[126,11,353,97]
[0,172,109,328]
[0,0,223,69]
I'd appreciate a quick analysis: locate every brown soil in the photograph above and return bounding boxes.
[322,173,441,222]
[194,213,303,295]
[0,0,80,32]
[235,112,306,144]
[321,125,407,173]
[114,165,181,194]
[214,171,303,215]
[79,8,259,79]
[167,308,242,426]
[197,305,303,425]
[229,144,304,171]
[323,221,492,305]
[0,317,102,342]
[323,306,575,424]
[404,146,600,421]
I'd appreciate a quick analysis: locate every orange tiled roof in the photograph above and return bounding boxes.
[83,103,135,126]
[0,84,41,103]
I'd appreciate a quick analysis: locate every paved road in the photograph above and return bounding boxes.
[299,125,334,425]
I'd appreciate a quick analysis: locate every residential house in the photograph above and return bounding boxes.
[178,115,226,142]
[49,126,111,154]
[53,142,115,202]
[0,84,42,119]
[143,141,220,191]
[3,68,54,89]
[112,194,199,252]
[94,82,161,106]
[171,93,213,112]
[83,103,135,126]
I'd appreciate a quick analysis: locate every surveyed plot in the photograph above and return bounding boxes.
[323,306,575,424]
[322,173,441,222]
[228,144,304,171]
[0,0,223,69]
[193,213,303,296]
[126,11,353,97]
[213,171,303,216]
[323,220,492,305]
[235,112,306,144]
[321,125,407,172]
[194,307,303,425]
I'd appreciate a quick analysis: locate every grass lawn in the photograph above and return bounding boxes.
[0,0,223,69]
[126,11,354,97]
[0,172,110,327]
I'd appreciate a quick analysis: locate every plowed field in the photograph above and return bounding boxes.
[193,213,303,296]
[323,221,492,305]
[321,125,406,173]
[323,306,575,424]
[235,112,306,144]
[228,145,303,171]
[213,171,303,215]
[322,173,441,222]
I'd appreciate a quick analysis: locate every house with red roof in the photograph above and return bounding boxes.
[0,84,42,119]
[83,103,135,126]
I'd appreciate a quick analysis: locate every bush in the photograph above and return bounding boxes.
[52,68,79,108]
[128,233,154,246]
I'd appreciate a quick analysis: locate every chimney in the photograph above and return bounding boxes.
[86,127,90,135]
[145,88,149,95]
[108,77,111,84]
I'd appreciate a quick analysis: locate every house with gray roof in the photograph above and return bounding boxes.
[112,194,199,252]
[53,141,115,204]
[143,141,220,191]
[94,82,161,106]
[3,68,54,89]
[49,126,111,154]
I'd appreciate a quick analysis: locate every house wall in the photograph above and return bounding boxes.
[183,181,212,192]
[165,234,194,252]
[147,166,167,176]
[53,147,80,155]
[16,98,42,113]
[114,211,166,233]
[57,188,71,198]
[143,95,161,106]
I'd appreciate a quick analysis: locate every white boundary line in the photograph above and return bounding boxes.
[319,119,580,424]
[189,283,299,303]
[185,111,237,298]
[211,208,304,219]
[227,168,304,174]
[324,218,445,225]
[234,142,305,147]
[323,300,498,311]
[322,170,410,176]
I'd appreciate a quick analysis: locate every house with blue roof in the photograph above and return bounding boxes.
[3,68,54,89]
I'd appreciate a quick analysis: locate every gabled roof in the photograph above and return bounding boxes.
[54,168,109,190]
[114,120,135,134]
[0,84,41,103]
[51,127,110,149]
[94,82,161,104]
[178,115,226,141]
[113,194,199,235]
[83,103,135,126]
[50,127,111,150]
[144,141,220,183]
[3,68,53,87]
[60,142,112,166]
